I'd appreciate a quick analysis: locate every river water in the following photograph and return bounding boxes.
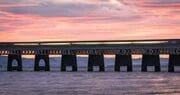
[0,56,180,95]
[0,71,179,95]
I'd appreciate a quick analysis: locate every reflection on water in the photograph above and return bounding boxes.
[0,72,179,95]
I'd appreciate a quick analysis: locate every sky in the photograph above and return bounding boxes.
[0,0,180,42]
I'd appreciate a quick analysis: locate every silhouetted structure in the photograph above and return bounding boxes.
[0,39,180,72]
[141,55,160,72]
[88,54,105,72]
[7,54,22,71]
[168,55,180,72]
[34,55,50,71]
[61,55,77,71]
[115,55,132,72]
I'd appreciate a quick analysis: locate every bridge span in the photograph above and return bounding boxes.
[0,39,180,72]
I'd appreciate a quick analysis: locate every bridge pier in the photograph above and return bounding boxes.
[88,54,104,72]
[115,55,132,72]
[61,55,77,71]
[141,55,160,72]
[7,54,22,71]
[34,55,50,71]
[168,55,180,72]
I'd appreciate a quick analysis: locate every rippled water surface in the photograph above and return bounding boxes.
[0,72,180,95]
[0,56,179,95]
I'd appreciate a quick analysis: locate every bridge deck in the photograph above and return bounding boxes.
[0,39,180,55]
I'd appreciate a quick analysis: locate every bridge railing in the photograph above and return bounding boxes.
[0,39,179,46]
[0,39,180,55]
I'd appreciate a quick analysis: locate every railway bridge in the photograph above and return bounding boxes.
[0,39,180,72]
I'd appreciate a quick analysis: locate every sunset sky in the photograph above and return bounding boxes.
[0,0,180,42]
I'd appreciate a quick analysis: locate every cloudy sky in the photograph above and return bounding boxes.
[0,0,179,42]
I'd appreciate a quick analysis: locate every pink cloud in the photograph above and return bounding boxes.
[0,0,179,42]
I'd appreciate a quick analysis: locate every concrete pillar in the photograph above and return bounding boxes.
[141,55,160,72]
[34,55,50,71]
[7,54,22,71]
[168,55,180,72]
[61,55,77,71]
[115,55,132,72]
[88,54,104,72]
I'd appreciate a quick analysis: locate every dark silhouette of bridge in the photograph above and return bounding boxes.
[0,39,180,72]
